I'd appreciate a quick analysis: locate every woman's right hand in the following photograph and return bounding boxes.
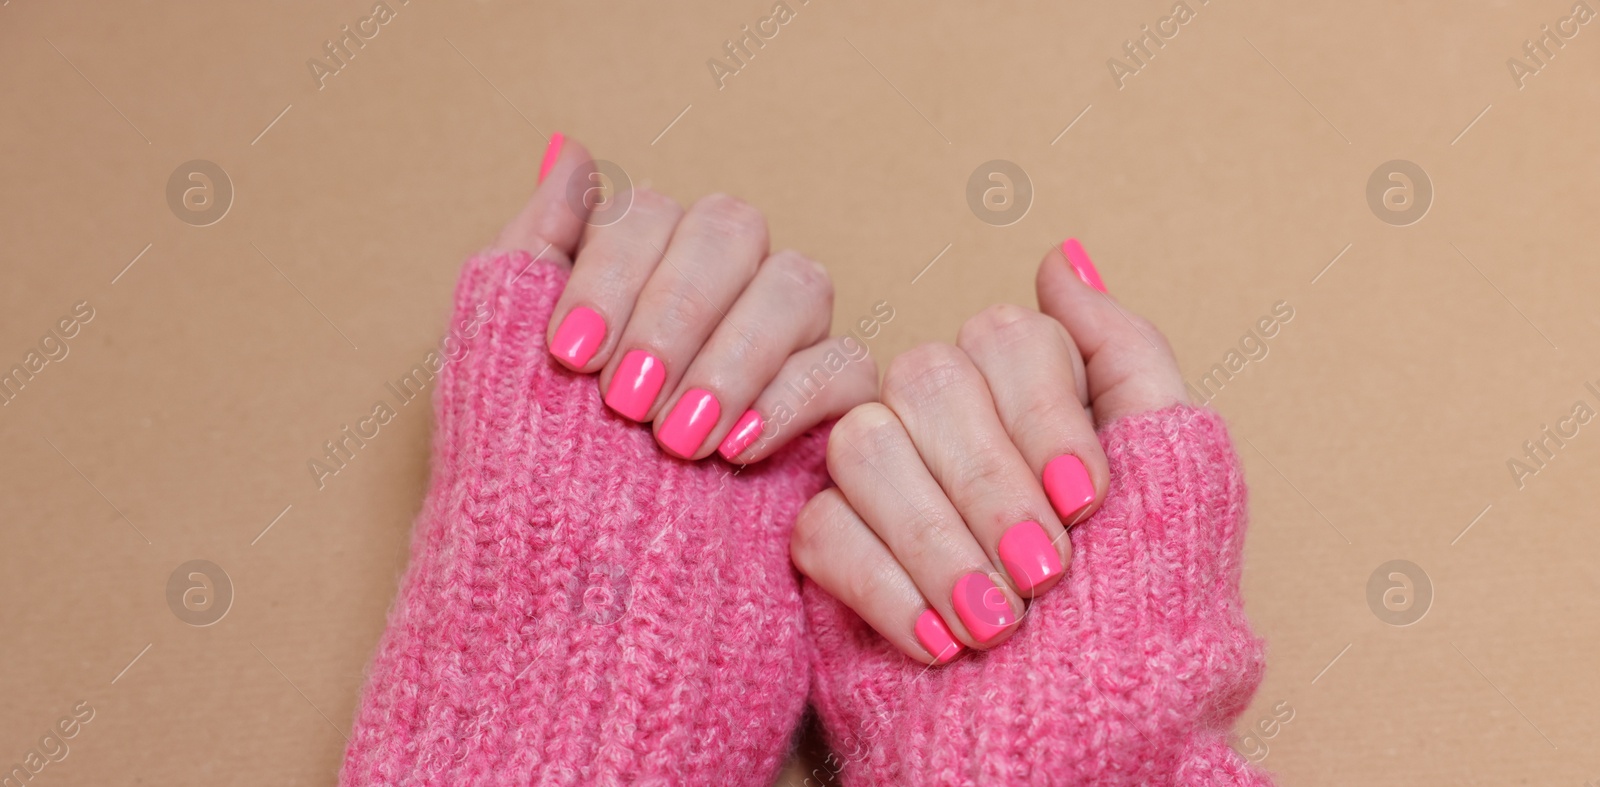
[791,240,1192,664]
[496,134,876,463]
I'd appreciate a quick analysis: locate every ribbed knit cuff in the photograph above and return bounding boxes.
[342,250,832,786]
[805,405,1272,786]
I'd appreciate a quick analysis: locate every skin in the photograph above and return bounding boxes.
[791,248,1192,664]
[494,135,876,462]
[498,134,1193,665]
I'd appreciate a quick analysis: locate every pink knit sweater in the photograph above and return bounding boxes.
[341,251,1273,786]
[804,408,1272,786]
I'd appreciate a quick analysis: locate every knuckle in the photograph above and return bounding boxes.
[949,445,1018,495]
[1120,310,1157,337]
[625,187,684,221]
[1016,391,1072,436]
[767,250,834,310]
[958,304,1052,354]
[882,343,976,406]
[842,560,890,610]
[654,287,709,337]
[710,336,758,378]
[811,336,882,412]
[716,323,766,374]
[959,302,1032,338]
[791,490,845,572]
[1137,316,1176,354]
[692,193,768,243]
[828,403,902,471]
[1114,312,1176,359]
[895,512,959,570]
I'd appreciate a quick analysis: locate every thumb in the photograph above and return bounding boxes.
[493,132,594,261]
[1035,239,1190,427]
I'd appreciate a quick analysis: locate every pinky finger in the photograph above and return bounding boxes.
[718,336,879,464]
[791,490,962,665]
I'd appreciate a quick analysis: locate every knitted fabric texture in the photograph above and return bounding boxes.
[804,405,1274,786]
[341,251,831,786]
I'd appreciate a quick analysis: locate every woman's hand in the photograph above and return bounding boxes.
[346,134,865,784]
[495,134,876,462]
[791,240,1192,664]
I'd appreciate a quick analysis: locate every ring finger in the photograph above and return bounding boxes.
[880,342,1070,598]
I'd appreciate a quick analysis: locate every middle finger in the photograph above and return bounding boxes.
[652,249,832,459]
[600,194,769,422]
[829,402,1024,649]
[880,343,1070,598]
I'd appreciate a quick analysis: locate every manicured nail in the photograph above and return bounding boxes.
[604,350,665,421]
[718,409,764,462]
[550,306,605,368]
[951,573,1017,644]
[1043,455,1096,523]
[998,520,1064,594]
[1061,238,1107,293]
[538,132,565,184]
[658,389,721,459]
[914,610,964,665]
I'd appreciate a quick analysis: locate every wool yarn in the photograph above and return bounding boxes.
[343,250,1272,786]
[341,251,830,785]
[803,405,1274,786]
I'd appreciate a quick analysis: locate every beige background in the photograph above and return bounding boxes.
[5,0,1600,783]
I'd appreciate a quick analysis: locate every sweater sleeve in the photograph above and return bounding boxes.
[803,405,1274,786]
[341,250,831,786]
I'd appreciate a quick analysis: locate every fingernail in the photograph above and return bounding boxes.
[604,350,665,421]
[1061,238,1107,293]
[550,306,605,368]
[1043,455,1095,523]
[659,389,721,459]
[538,131,565,184]
[998,521,1064,594]
[951,573,1017,644]
[718,409,764,462]
[914,610,964,665]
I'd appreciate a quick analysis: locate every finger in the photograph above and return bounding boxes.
[828,403,1023,649]
[651,250,832,459]
[546,188,684,372]
[882,340,1072,596]
[1036,239,1190,426]
[721,335,879,464]
[600,194,768,422]
[956,304,1110,527]
[792,489,965,665]
[494,133,593,259]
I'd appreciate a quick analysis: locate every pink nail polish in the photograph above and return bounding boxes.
[538,132,564,184]
[718,409,764,462]
[1043,455,1096,523]
[604,350,665,421]
[550,306,605,368]
[998,520,1064,594]
[1061,238,1107,293]
[658,389,721,458]
[951,573,1016,644]
[914,610,964,665]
